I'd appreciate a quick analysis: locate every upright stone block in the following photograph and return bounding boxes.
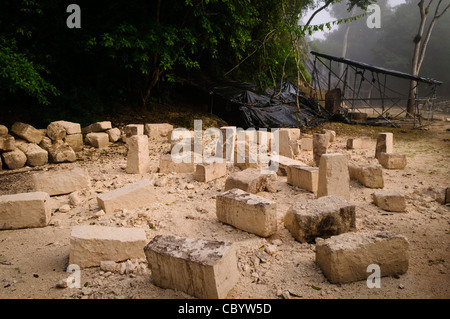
[97,179,155,213]
[0,192,51,229]
[284,195,355,243]
[348,162,384,188]
[63,133,83,152]
[300,136,313,151]
[346,136,371,149]
[375,132,393,159]
[126,135,149,174]
[10,122,44,144]
[159,153,195,174]
[317,153,350,201]
[220,126,237,163]
[321,129,336,143]
[216,188,277,237]
[2,149,27,170]
[278,129,294,158]
[69,225,147,269]
[280,128,301,141]
[0,134,15,151]
[144,235,239,299]
[195,161,227,182]
[224,168,277,194]
[287,165,319,194]
[124,124,144,137]
[85,132,109,149]
[315,231,409,284]
[372,190,406,212]
[378,152,407,169]
[313,133,329,166]
[32,167,91,196]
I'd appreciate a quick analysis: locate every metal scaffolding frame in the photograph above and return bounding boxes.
[309,51,443,128]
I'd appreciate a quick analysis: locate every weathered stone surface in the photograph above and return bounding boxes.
[300,136,313,151]
[224,168,277,194]
[220,126,237,163]
[32,167,91,196]
[195,161,227,182]
[317,153,350,201]
[216,188,277,237]
[0,125,8,135]
[284,195,355,243]
[378,152,407,169]
[347,112,368,122]
[145,123,174,138]
[372,190,406,212]
[69,225,147,269]
[0,134,15,151]
[233,151,260,170]
[82,121,112,134]
[315,231,409,283]
[325,88,341,114]
[269,155,307,176]
[85,132,109,149]
[280,128,301,141]
[2,149,27,170]
[124,124,144,137]
[126,135,149,174]
[313,133,329,166]
[159,153,195,174]
[348,162,384,188]
[375,132,393,159]
[287,165,319,194]
[52,121,81,135]
[346,136,371,149]
[144,235,239,299]
[39,136,52,151]
[63,133,83,152]
[11,122,44,144]
[17,143,48,167]
[97,179,155,213]
[46,122,66,141]
[321,129,336,143]
[290,140,300,155]
[278,129,294,158]
[0,192,51,229]
[48,140,77,163]
[446,187,450,204]
[106,128,121,143]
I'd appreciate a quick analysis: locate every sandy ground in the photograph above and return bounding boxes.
[0,120,449,300]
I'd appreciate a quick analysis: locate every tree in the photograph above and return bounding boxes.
[406,0,450,115]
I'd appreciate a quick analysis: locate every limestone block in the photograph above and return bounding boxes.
[269,155,307,176]
[313,133,329,166]
[2,149,27,170]
[317,153,350,201]
[85,132,109,149]
[0,125,8,135]
[372,190,406,212]
[300,136,313,151]
[0,192,51,229]
[51,121,81,135]
[63,133,83,152]
[278,129,293,158]
[32,167,91,196]
[348,162,384,188]
[144,235,239,299]
[0,134,15,151]
[280,128,301,140]
[124,124,144,137]
[126,135,149,174]
[82,121,112,134]
[46,122,66,141]
[290,139,300,155]
[145,123,174,138]
[375,132,393,159]
[10,122,44,144]
[48,140,77,163]
[97,179,155,213]
[321,129,336,143]
[446,187,450,204]
[159,153,195,174]
[287,165,319,194]
[224,168,277,194]
[39,136,52,151]
[195,161,227,182]
[378,152,407,169]
[69,225,147,269]
[220,126,237,163]
[346,136,371,149]
[315,231,409,283]
[105,128,121,143]
[216,188,277,237]
[284,195,355,243]
[17,143,48,167]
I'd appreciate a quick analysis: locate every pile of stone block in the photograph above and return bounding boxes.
[375,132,407,169]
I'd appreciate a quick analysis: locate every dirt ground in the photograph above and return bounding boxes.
[0,119,449,300]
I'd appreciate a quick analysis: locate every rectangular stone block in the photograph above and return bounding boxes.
[159,153,195,174]
[315,231,409,283]
[0,192,51,229]
[300,136,313,151]
[317,153,350,201]
[195,161,227,182]
[97,179,155,213]
[32,167,91,196]
[85,132,109,149]
[2,148,27,169]
[11,122,44,144]
[145,123,174,138]
[224,168,276,194]
[216,188,277,237]
[348,162,384,188]
[17,143,48,167]
[69,225,147,269]
[47,141,77,163]
[144,235,239,299]
[106,128,121,143]
[378,152,407,169]
[278,129,294,158]
[346,136,371,149]
[82,121,112,134]
[313,133,329,166]
[287,165,319,194]
[284,195,355,243]
[372,190,406,212]
[269,155,307,176]
[0,134,15,151]
[375,132,393,159]
[63,133,83,152]
[280,128,301,140]
[126,135,149,174]
[124,124,144,137]
[52,120,82,135]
